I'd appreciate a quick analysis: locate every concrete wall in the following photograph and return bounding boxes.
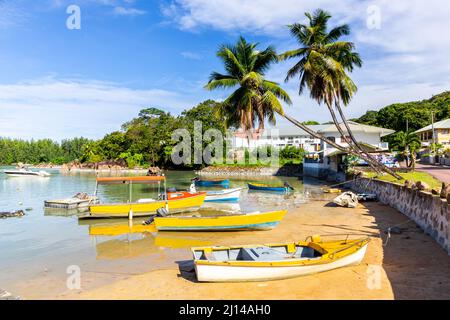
[350,178,450,255]
[303,162,330,179]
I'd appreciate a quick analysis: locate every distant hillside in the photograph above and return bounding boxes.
[353,91,450,132]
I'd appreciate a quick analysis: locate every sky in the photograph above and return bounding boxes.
[0,0,449,140]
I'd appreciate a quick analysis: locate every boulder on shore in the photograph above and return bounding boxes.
[415,181,430,191]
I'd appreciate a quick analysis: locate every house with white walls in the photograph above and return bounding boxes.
[232,121,395,178]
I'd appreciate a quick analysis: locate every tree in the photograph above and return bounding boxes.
[205,37,372,172]
[280,9,401,179]
[391,131,421,168]
[205,36,291,131]
[302,120,320,125]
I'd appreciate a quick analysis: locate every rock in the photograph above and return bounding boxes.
[415,181,430,191]
[440,182,450,198]
[0,210,25,219]
[404,180,415,189]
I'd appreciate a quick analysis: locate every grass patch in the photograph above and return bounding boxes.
[364,171,442,190]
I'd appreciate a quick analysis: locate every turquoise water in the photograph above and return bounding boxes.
[0,167,322,297]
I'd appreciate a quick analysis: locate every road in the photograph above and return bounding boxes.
[415,163,450,183]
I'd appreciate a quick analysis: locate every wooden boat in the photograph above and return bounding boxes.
[154,210,287,231]
[204,188,242,203]
[192,236,370,282]
[80,176,206,219]
[247,182,292,192]
[194,178,230,187]
[45,193,99,209]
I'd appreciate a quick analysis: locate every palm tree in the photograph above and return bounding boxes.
[205,36,393,171]
[280,9,401,179]
[391,131,421,168]
[205,37,290,131]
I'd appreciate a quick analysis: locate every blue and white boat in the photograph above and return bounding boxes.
[248,182,293,193]
[204,188,243,203]
[193,178,230,187]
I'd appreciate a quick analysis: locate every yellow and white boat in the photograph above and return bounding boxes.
[192,236,370,282]
[154,210,287,231]
[80,176,206,219]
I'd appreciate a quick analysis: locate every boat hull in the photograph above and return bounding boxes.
[4,170,50,177]
[247,183,288,192]
[204,188,242,203]
[154,210,286,231]
[195,179,230,187]
[195,244,367,282]
[83,192,206,219]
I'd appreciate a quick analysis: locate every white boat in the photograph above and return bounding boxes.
[3,168,51,177]
[204,188,243,203]
[192,236,369,282]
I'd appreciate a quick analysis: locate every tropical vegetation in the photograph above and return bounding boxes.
[0,137,91,165]
[390,131,421,169]
[354,91,450,133]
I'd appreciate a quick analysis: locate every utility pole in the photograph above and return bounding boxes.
[431,110,436,155]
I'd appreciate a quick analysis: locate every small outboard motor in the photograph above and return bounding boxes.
[142,207,169,225]
[189,182,197,193]
[284,182,294,190]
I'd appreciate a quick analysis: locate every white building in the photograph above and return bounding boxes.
[232,121,395,178]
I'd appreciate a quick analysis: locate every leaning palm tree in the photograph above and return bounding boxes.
[280,9,401,179]
[206,36,396,176]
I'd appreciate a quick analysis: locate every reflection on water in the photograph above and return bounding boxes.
[0,167,325,295]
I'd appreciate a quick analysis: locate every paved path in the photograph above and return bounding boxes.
[415,163,450,183]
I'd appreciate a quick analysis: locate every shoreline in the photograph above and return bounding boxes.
[12,198,450,300]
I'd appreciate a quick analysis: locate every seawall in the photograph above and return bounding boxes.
[350,178,450,255]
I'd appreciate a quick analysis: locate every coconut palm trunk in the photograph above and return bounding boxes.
[282,113,403,178]
[323,99,384,174]
[281,9,402,180]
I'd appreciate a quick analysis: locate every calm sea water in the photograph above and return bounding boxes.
[0,167,323,296]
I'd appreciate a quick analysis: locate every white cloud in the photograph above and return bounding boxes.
[0,1,29,28]
[113,6,146,16]
[163,0,450,122]
[0,78,197,140]
[180,51,202,60]
[161,0,366,34]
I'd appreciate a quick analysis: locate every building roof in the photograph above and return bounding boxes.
[414,118,450,134]
[234,121,395,138]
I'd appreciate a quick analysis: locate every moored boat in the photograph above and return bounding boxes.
[154,210,287,231]
[3,168,50,177]
[80,176,206,219]
[205,188,242,202]
[192,236,370,282]
[194,178,230,187]
[247,182,292,192]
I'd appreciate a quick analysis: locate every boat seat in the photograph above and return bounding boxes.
[238,247,287,261]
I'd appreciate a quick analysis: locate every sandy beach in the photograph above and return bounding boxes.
[50,198,450,300]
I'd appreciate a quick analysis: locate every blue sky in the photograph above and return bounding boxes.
[0,0,449,140]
